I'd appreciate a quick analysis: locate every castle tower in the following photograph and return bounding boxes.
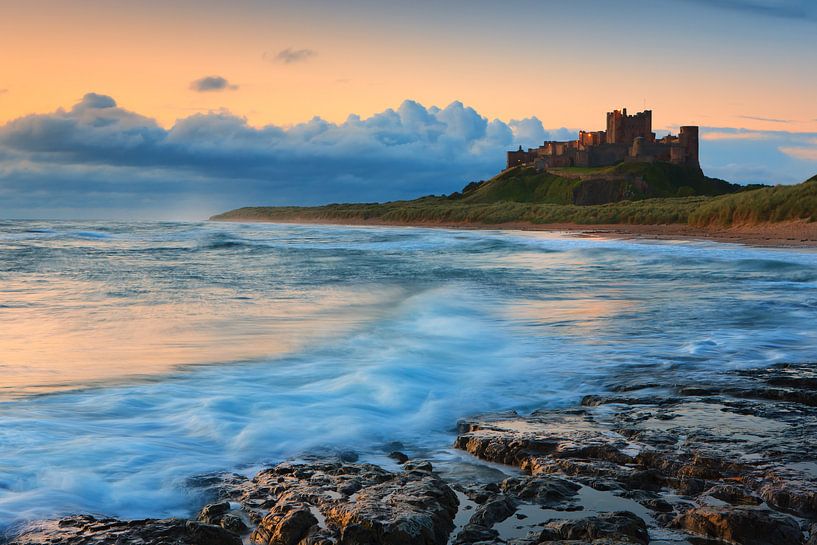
[606,108,654,144]
[606,109,624,144]
[678,126,699,167]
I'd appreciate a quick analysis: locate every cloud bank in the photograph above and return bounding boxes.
[0,93,815,219]
[683,0,817,21]
[0,93,558,218]
[190,76,238,92]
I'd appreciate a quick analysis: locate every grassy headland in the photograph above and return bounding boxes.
[211,163,817,243]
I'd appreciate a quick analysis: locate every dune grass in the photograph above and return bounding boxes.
[212,175,816,228]
[689,176,817,226]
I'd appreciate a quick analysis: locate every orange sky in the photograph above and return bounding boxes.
[1,0,816,133]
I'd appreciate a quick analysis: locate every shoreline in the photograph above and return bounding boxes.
[212,216,817,249]
[10,361,817,544]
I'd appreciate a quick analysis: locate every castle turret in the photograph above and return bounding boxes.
[678,126,699,168]
[606,108,654,144]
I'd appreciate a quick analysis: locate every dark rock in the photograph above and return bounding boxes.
[220,513,248,533]
[500,476,580,507]
[9,515,243,545]
[706,484,762,506]
[807,522,817,545]
[403,460,433,472]
[198,500,232,524]
[469,495,517,526]
[338,450,359,463]
[538,511,649,544]
[760,479,817,518]
[454,523,500,544]
[673,506,803,545]
[251,503,318,545]
[621,469,664,491]
[235,462,457,545]
[388,451,409,463]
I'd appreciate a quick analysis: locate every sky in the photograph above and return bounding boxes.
[0,0,816,219]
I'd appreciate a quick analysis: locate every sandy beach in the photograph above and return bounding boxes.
[212,217,817,249]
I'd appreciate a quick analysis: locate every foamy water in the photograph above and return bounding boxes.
[1,221,817,527]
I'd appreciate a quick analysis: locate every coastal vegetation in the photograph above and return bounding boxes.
[212,164,817,228]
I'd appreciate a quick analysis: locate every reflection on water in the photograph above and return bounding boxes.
[0,220,816,526]
[0,278,399,397]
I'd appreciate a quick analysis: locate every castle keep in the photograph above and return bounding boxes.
[507,108,699,170]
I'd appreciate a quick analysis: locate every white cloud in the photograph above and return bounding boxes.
[779,146,817,161]
[701,130,773,141]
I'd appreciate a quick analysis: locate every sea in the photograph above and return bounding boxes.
[1,220,817,528]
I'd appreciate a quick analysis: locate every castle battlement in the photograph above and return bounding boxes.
[507,108,699,170]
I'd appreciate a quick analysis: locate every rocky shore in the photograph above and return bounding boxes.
[5,363,817,545]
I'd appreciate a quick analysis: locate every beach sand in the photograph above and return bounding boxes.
[213,217,817,249]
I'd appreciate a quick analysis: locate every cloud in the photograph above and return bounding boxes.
[779,146,817,161]
[1,94,815,219]
[699,126,817,184]
[738,115,792,124]
[189,76,238,92]
[702,130,774,141]
[681,0,817,21]
[0,95,533,218]
[78,92,117,109]
[268,47,317,64]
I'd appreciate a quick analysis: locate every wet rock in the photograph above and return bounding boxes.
[198,500,249,533]
[500,476,580,507]
[453,363,817,544]
[705,484,762,506]
[760,479,817,518]
[673,506,803,545]
[220,513,248,533]
[469,495,517,526]
[199,500,231,523]
[251,503,318,545]
[339,450,359,463]
[453,523,500,544]
[232,462,458,545]
[388,451,409,463]
[808,523,817,545]
[8,515,243,545]
[404,460,433,472]
[535,511,649,544]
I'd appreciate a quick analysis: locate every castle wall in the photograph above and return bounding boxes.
[587,143,629,167]
[507,148,532,168]
[506,109,699,171]
[606,108,654,144]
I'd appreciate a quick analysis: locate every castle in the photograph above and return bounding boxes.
[507,108,699,170]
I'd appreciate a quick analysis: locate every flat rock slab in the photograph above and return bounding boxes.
[454,363,817,544]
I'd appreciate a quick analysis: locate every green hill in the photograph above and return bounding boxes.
[211,166,816,228]
[452,162,745,206]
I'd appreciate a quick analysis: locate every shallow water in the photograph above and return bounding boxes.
[1,220,816,526]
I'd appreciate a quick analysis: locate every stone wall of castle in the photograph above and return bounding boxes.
[506,108,699,171]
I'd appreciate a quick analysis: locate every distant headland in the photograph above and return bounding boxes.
[211,107,817,247]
